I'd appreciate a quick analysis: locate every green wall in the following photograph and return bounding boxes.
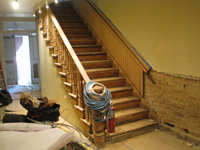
[92,0,200,77]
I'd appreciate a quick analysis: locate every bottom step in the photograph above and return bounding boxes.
[106,119,157,144]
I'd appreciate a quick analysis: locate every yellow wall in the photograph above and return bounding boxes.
[38,32,84,133]
[92,0,200,77]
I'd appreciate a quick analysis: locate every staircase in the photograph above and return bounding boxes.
[38,1,157,146]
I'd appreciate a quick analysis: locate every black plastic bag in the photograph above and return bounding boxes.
[27,103,60,122]
[2,114,27,123]
[0,89,13,106]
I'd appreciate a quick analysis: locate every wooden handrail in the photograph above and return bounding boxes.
[85,0,151,73]
[48,9,90,83]
[37,5,105,148]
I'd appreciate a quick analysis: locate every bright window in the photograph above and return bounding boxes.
[3,21,36,31]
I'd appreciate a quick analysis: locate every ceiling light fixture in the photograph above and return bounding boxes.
[46,0,49,8]
[39,3,41,13]
[33,8,36,17]
[55,0,58,3]
[12,0,19,9]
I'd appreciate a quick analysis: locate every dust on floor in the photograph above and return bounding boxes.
[100,130,199,150]
[3,85,200,150]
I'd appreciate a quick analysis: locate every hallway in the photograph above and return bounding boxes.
[0,84,199,150]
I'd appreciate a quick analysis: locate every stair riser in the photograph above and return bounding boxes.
[82,62,112,69]
[56,16,80,20]
[54,14,79,18]
[74,47,101,53]
[111,90,132,99]
[96,80,125,88]
[53,11,77,15]
[66,33,93,38]
[78,55,107,61]
[106,124,157,145]
[53,10,77,14]
[63,28,90,33]
[115,111,148,126]
[59,22,85,26]
[51,7,74,11]
[69,40,96,45]
[50,2,71,7]
[87,71,119,79]
[114,100,140,111]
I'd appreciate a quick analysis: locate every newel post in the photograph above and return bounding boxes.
[92,111,105,148]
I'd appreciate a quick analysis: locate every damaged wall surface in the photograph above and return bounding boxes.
[144,70,200,142]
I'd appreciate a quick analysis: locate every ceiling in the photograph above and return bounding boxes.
[0,0,54,18]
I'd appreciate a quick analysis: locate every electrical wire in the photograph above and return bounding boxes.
[84,81,112,122]
[55,123,82,138]
[59,108,71,125]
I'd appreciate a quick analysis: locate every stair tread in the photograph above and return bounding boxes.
[69,38,96,40]
[72,45,101,48]
[76,52,107,56]
[115,107,148,118]
[112,96,140,105]
[51,54,58,57]
[54,14,79,16]
[51,6,73,9]
[58,20,84,22]
[81,60,112,64]
[92,76,125,83]
[108,86,133,92]
[106,119,157,137]
[50,3,71,7]
[85,68,118,73]
[62,26,87,28]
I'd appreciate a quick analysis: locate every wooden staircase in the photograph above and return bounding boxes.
[38,1,157,146]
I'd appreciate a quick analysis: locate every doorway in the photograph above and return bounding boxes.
[3,34,40,86]
[15,35,31,85]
